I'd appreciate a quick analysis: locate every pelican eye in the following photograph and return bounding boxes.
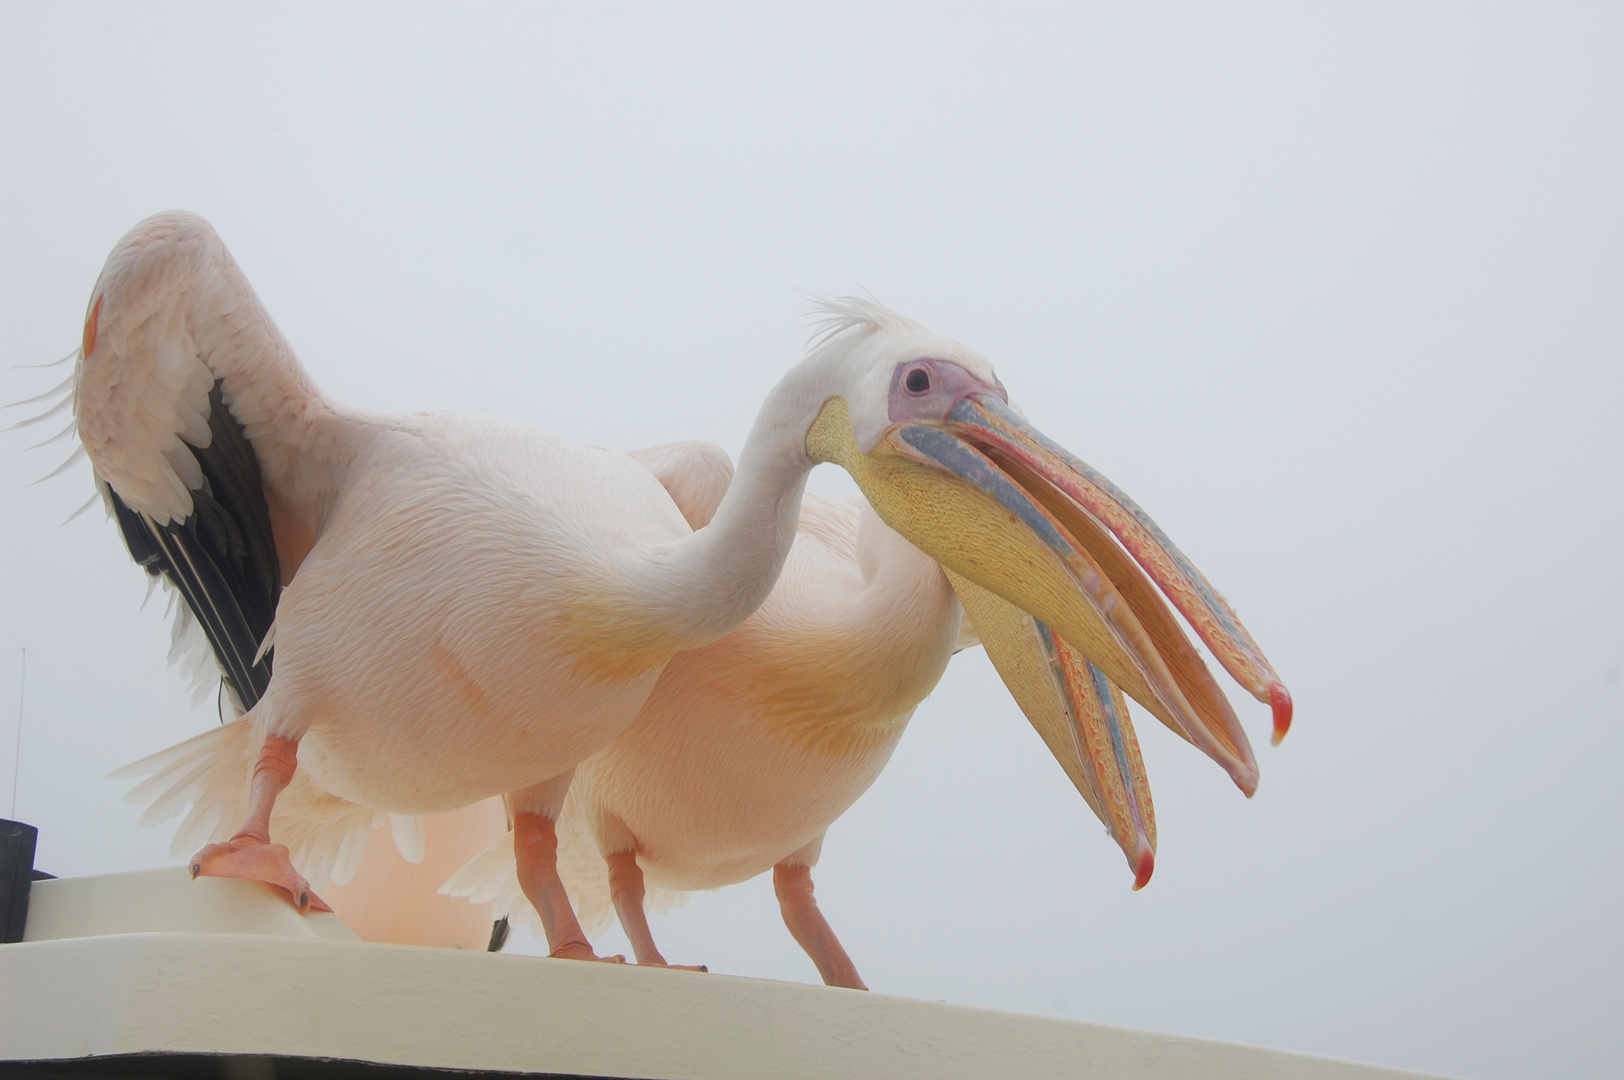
[905,369,931,393]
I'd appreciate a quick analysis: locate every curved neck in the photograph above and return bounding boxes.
[627,351,843,649]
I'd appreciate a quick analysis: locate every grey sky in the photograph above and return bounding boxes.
[2,5,1620,1079]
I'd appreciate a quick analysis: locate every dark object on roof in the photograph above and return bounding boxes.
[1,818,39,943]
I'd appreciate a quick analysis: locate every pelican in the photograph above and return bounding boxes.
[331,454,1279,985]
[61,210,1288,964]
[438,454,1282,986]
[444,496,1156,987]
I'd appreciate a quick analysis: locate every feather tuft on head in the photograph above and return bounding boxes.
[806,295,924,349]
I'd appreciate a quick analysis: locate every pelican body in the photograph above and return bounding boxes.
[576,496,958,884]
[448,486,1235,987]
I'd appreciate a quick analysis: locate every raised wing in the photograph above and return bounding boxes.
[73,211,359,710]
[627,440,734,530]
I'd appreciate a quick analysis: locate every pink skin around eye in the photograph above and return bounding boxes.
[886,358,1007,424]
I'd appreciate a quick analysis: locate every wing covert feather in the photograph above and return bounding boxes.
[76,210,351,526]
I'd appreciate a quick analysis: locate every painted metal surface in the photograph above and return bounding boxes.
[1,870,1458,1080]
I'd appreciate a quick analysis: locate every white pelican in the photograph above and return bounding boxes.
[65,210,1287,963]
[437,453,1280,986]
[443,496,1165,987]
[328,449,1279,984]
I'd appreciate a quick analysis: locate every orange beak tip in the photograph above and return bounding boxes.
[1132,846,1155,891]
[1269,683,1293,745]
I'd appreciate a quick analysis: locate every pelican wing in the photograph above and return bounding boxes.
[74,211,356,710]
[627,440,734,530]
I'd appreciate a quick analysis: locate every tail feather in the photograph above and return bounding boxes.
[271,780,381,889]
[645,885,694,917]
[138,755,234,827]
[328,812,381,886]
[119,744,220,809]
[172,799,230,859]
[108,717,241,782]
[441,830,536,931]
[110,717,257,858]
[390,814,427,865]
[112,718,383,889]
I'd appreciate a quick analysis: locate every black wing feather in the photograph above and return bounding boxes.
[110,380,282,714]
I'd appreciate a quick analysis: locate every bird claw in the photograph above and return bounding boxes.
[189,836,331,914]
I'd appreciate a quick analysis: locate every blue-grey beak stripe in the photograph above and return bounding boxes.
[895,425,1077,559]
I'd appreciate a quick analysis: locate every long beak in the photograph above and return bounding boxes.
[806,395,1281,795]
[950,572,1155,888]
[950,395,1292,745]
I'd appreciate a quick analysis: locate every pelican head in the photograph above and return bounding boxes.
[802,301,1289,795]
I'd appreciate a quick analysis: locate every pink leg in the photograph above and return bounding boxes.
[189,735,330,913]
[514,813,623,963]
[773,862,866,990]
[607,850,705,971]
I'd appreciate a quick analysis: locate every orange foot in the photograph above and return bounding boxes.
[549,942,627,963]
[190,836,331,913]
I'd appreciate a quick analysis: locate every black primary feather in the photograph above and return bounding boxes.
[487,916,511,952]
[110,380,282,714]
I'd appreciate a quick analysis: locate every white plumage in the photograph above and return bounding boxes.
[446,490,963,982]
[437,480,1163,985]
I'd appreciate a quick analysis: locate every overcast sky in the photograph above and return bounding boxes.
[3,5,1621,1079]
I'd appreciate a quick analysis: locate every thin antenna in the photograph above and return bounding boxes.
[10,649,24,819]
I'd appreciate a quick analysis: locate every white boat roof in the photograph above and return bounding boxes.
[2,868,1456,1079]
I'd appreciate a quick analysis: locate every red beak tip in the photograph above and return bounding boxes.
[1269,683,1293,745]
[1132,848,1155,891]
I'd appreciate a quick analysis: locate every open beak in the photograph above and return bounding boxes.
[950,572,1155,888]
[807,393,1287,796]
[949,395,1292,745]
